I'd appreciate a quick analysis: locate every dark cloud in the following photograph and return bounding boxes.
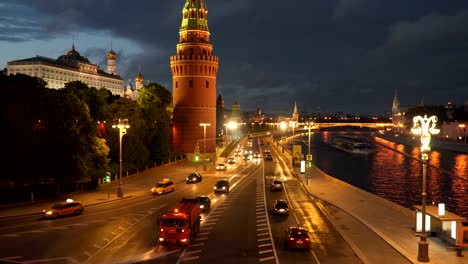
[1,0,468,115]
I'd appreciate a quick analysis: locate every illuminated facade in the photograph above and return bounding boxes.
[7,45,124,96]
[171,0,219,153]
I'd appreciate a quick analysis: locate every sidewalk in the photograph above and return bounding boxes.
[0,159,201,219]
[274,143,467,264]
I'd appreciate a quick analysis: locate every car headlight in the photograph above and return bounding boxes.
[222,187,226,190]
[186,178,189,180]
[200,204,205,208]
[159,237,164,241]
[46,211,53,215]
[213,186,216,189]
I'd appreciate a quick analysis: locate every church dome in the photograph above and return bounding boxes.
[135,72,144,83]
[107,49,116,59]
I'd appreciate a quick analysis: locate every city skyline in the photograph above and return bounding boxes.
[1,0,468,115]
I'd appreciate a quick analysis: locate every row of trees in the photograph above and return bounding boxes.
[0,74,176,200]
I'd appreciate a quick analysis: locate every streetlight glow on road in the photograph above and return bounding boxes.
[199,122,210,171]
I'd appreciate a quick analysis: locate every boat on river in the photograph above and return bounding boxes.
[331,134,374,154]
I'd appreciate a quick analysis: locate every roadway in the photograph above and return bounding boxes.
[0,136,363,264]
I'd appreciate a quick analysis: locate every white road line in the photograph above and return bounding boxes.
[256,223,268,227]
[260,256,275,262]
[259,249,273,254]
[201,227,213,230]
[257,227,269,231]
[258,243,272,248]
[258,237,270,242]
[197,231,210,236]
[257,232,270,236]
[185,250,202,254]
[93,244,101,249]
[83,251,91,257]
[3,234,20,237]
[194,237,208,241]
[189,243,204,247]
[182,256,200,261]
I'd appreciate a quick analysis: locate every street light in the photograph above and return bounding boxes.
[199,122,210,171]
[112,119,130,198]
[459,124,466,143]
[289,121,296,138]
[280,121,287,153]
[227,121,237,144]
[411,115,440,263]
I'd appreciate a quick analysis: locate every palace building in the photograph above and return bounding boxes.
[7,45,124,96]
[170,0,219,154]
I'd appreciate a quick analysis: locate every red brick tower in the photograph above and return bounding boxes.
[171,0,219,154]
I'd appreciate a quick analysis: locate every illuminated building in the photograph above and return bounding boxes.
[171,0,219,153]
[7,45,124,96]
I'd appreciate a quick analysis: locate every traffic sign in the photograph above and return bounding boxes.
[306,154,313,161]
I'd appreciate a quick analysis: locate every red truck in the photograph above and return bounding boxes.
[158,198,202,246]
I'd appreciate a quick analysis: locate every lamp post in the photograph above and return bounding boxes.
[227,121,237,144]
[411,115,440,262]
[112,119,130,198]
[199,122,210,171]
[280,121,287,153]
[459,124,466,143]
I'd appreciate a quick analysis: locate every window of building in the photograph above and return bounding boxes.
[189,80,193,88]
[176,81,178,88]
[206,80,209,88]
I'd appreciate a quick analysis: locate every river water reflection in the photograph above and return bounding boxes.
[299,131,468,219]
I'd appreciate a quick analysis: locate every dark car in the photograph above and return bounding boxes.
[186,172,202,183]
[265,154,273,161]
[214,179,230,194]
[270,179,283,191]
[197,195,211,212]
[272,199,289,215]
[284,227,311,250]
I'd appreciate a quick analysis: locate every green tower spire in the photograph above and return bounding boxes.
[180,0,209,31]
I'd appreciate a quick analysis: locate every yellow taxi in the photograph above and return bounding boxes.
[42,199,84,219]
[151,178,175,194]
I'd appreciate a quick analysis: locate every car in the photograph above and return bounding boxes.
[216,163,227,171]
[270,179,283,191]
[42,199,84,219]
[151,178,175,194]
[284,227,311,250]
[227,157,236,164]
[186,172,202,183]
[197,195,211,212]
[265,154,273,161]
[214,179,230,194]
[272,199,289,215]
[253,152,261,158]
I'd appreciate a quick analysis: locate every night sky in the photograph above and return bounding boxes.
[1,0,467,115]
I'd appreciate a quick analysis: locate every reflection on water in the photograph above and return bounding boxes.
[305,132,468,219]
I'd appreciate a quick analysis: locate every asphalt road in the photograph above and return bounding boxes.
[0,137,368,264]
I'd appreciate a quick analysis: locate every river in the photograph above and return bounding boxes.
[291,130,468,219]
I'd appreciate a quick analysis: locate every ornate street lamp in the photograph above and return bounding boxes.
[411,115,440,262]
[112,119,130,198]
[199,122,210,171]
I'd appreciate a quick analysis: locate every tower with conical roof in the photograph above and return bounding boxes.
[107,46,117,75]
[135,67,144,91]
[171,0,219,154]
[292,101,299,122]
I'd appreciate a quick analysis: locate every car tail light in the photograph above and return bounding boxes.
[305,238,310,241]
[289,237,295,241]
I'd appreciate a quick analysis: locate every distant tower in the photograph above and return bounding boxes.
[292,101,299,122]
[216,93,225,140]
[171,0,219,153]
[392,89,399,116]
[107,47,117,75]
[231,100,240,122]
